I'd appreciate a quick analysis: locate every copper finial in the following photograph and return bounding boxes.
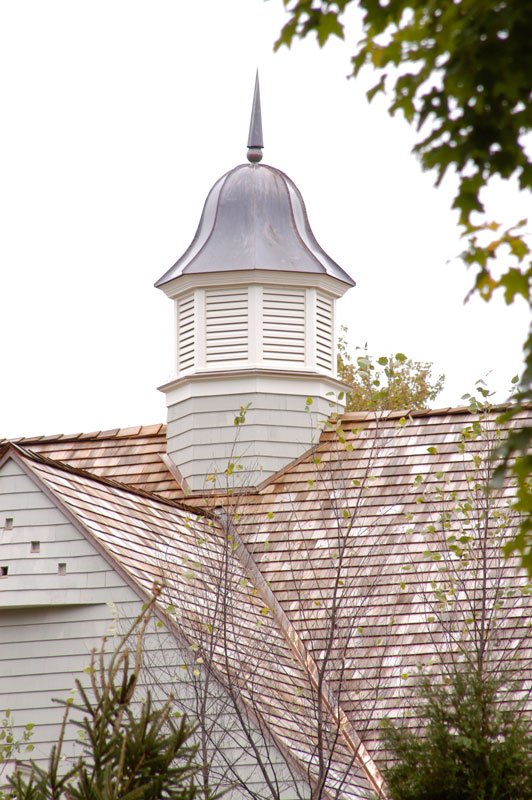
[247,71,263,163]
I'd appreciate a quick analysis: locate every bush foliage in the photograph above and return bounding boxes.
[381,667,532,800]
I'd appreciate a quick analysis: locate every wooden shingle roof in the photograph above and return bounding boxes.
[233,406,532,754]
[5,443,382,800]
[5,403,532,799]
[1,424,183,500]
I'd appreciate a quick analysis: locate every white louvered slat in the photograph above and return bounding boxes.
[263,288,305,363]
[316,292,333,371]
[177,293,195,373]
[206,289,248,363]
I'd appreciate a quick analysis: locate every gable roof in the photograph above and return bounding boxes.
[3,403,532,800]
[0,443,382,799]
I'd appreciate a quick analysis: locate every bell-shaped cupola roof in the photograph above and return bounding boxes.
[155,74,354,289]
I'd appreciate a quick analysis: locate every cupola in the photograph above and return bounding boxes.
[156,76,355,491]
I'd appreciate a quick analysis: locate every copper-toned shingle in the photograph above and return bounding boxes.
[1,426,183,500]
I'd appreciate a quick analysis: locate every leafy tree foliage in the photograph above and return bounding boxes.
[337,329,444,411]
[381,667,532,800]
[276,0,532,226]
[8,602,199,800]
[275,0,532,570]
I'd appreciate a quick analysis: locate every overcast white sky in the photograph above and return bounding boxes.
[1,0,529,440]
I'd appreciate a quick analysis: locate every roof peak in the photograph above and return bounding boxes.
[247,71,263,163]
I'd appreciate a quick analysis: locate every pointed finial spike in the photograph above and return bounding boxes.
[247,71,263,163]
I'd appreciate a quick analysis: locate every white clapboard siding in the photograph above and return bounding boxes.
[0,460,132,606]
[0,603,146,763]
[316,292,333,372]
[263,288,305,363]
[205,288,248,363]
[0,458,146,764]
[177,292,195,373]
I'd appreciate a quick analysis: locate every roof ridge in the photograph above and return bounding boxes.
[0,423,166,446]
[7,442,206,518]
[3,403,517,445]
[338,402,513,422]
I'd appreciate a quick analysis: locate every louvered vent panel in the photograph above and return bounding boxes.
[177,293,195,373]
[263,288,305,363]
[205,289,248,363]
[316,293,333,371]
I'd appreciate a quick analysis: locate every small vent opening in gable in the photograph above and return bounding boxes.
[177,293,195,372]
[31,541,40,553]
[1,566,8,577]
[58,562,67,575]
[205,288,248,363]
[316,293,333,371]
[4,518,13,530]
[263,288,305,363]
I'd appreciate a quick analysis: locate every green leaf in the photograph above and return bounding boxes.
[274,19,298,51]
[316,12,344,47]
[499,266,531,304]
[366,73,387,102]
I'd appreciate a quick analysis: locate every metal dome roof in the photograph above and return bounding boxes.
[155,74,355,289]
[155,162,355,288]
